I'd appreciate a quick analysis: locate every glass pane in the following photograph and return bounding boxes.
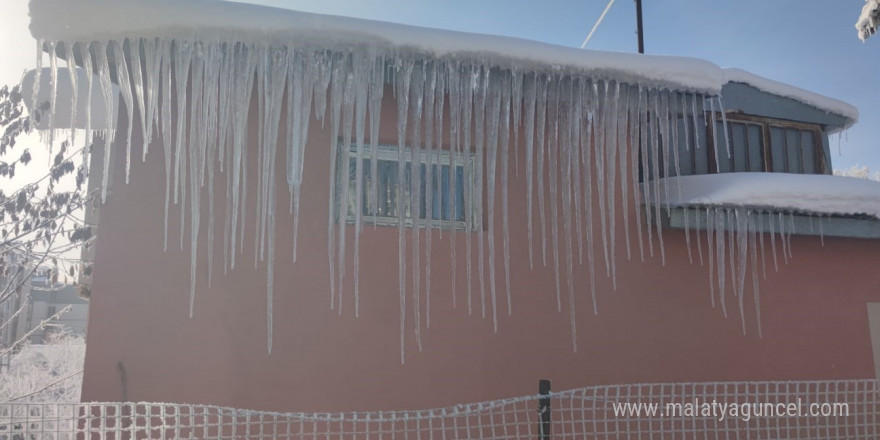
[731,122,747,172]
[677,117,694,175]
[715,121,731,173]
[769,127,787,172]
[800,130,817,174]
[785,129,802,173]
[342,149,468,227]
[746,124,764,171]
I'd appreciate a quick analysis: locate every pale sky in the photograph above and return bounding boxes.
[1,0,878,190]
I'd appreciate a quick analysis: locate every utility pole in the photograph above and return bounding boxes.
[635,0,645,53]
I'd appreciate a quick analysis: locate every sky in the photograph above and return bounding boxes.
[0,0,878,181]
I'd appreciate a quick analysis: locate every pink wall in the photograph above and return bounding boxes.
[81,88,880,413]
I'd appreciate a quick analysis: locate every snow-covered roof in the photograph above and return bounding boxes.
[28,0,859,128]
[857,0,880,41]
[28,0,721,93]
[722,68,859,126]
[649,173,880,219]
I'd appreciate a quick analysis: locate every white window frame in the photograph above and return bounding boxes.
[340,143,477,231]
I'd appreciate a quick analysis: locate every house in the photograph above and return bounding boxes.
[27,0,880,418]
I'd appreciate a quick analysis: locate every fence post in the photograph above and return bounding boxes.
[538,379,551,440]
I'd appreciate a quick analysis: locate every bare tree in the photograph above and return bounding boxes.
[0,82,96,400]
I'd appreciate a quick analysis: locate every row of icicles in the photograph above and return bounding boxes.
[30,37,820,360]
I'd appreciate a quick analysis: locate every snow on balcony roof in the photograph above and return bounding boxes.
[651,173,880,219]
[30,0,725,93]
[722,68,859,126]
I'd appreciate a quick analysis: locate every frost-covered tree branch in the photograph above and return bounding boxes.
[0,81,93,403]
[857,0,880,41]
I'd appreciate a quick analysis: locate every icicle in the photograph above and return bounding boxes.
[717,96,731,159]
[462,64,474,315]
[158,39,172,251]
[423,61,436,327]
[579,79,598,315]
[511,69,523,178]
[203,43,221,288]
[500,72,512,317]
[408,61,424,347]
[474,66,488,320]
[617,85,632,262]
[187,42,206,318]
[735,209,748,334]
[255,45,287,352]
[706,208,716,308]
[748,213,762,337]
[593,81,610,278]
[708,97,720,172]
[368,55,384,226]
[337,53,356,316]
[638,87,655,258]
[395,58,414,364]
[110,40,135,185]
[94,41,117,204]
[605,81,620,288]
[173,40,193,251]
[523,73,537,269]
[547,77,562,312]
[64,42,78,146]
[684,207,693,264]
[76,41,93,175]
[758,212,767,278]
[433,62,446,313]
[568,81,584,266]
[560,76,577,352]
[129,38,149,162]
[230,42,257,270]
[630,85,645,262]
[768,210,779,272]
[696,208,704,266]
[353,54,369,318]
[715,208,727,317]
[778,212,789,265]
[142,37,163,161]
[536,75,548,267]
[446,62,460,309]
[327,52,348,311]
[649,90,665,264]
[485,69,501,332]
[288,51,316,261]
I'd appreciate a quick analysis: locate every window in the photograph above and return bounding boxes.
[710,115,826,175]
[338,144,474,230]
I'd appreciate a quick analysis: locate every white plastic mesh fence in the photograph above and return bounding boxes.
[1,380,877,439]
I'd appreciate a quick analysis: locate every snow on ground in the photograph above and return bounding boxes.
[722,68,859,127]
[650,173,880,218]
[857,0,880,41]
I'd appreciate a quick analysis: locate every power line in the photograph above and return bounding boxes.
[580,0,617,49]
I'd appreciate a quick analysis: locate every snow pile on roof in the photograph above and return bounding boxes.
[857,0,880,41]
[28,0,721,93]
[723,68,859,126]
[651,173,880,219]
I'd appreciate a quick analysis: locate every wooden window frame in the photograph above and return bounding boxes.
[706,112,827,174]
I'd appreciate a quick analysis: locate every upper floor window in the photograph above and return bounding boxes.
[709,114,826,175]
[338,144,475,230]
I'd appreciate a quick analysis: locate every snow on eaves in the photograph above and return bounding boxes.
[28,0,723,93]
[652,173,880,219]
[723,68,859,127]
[857,0,880,41]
